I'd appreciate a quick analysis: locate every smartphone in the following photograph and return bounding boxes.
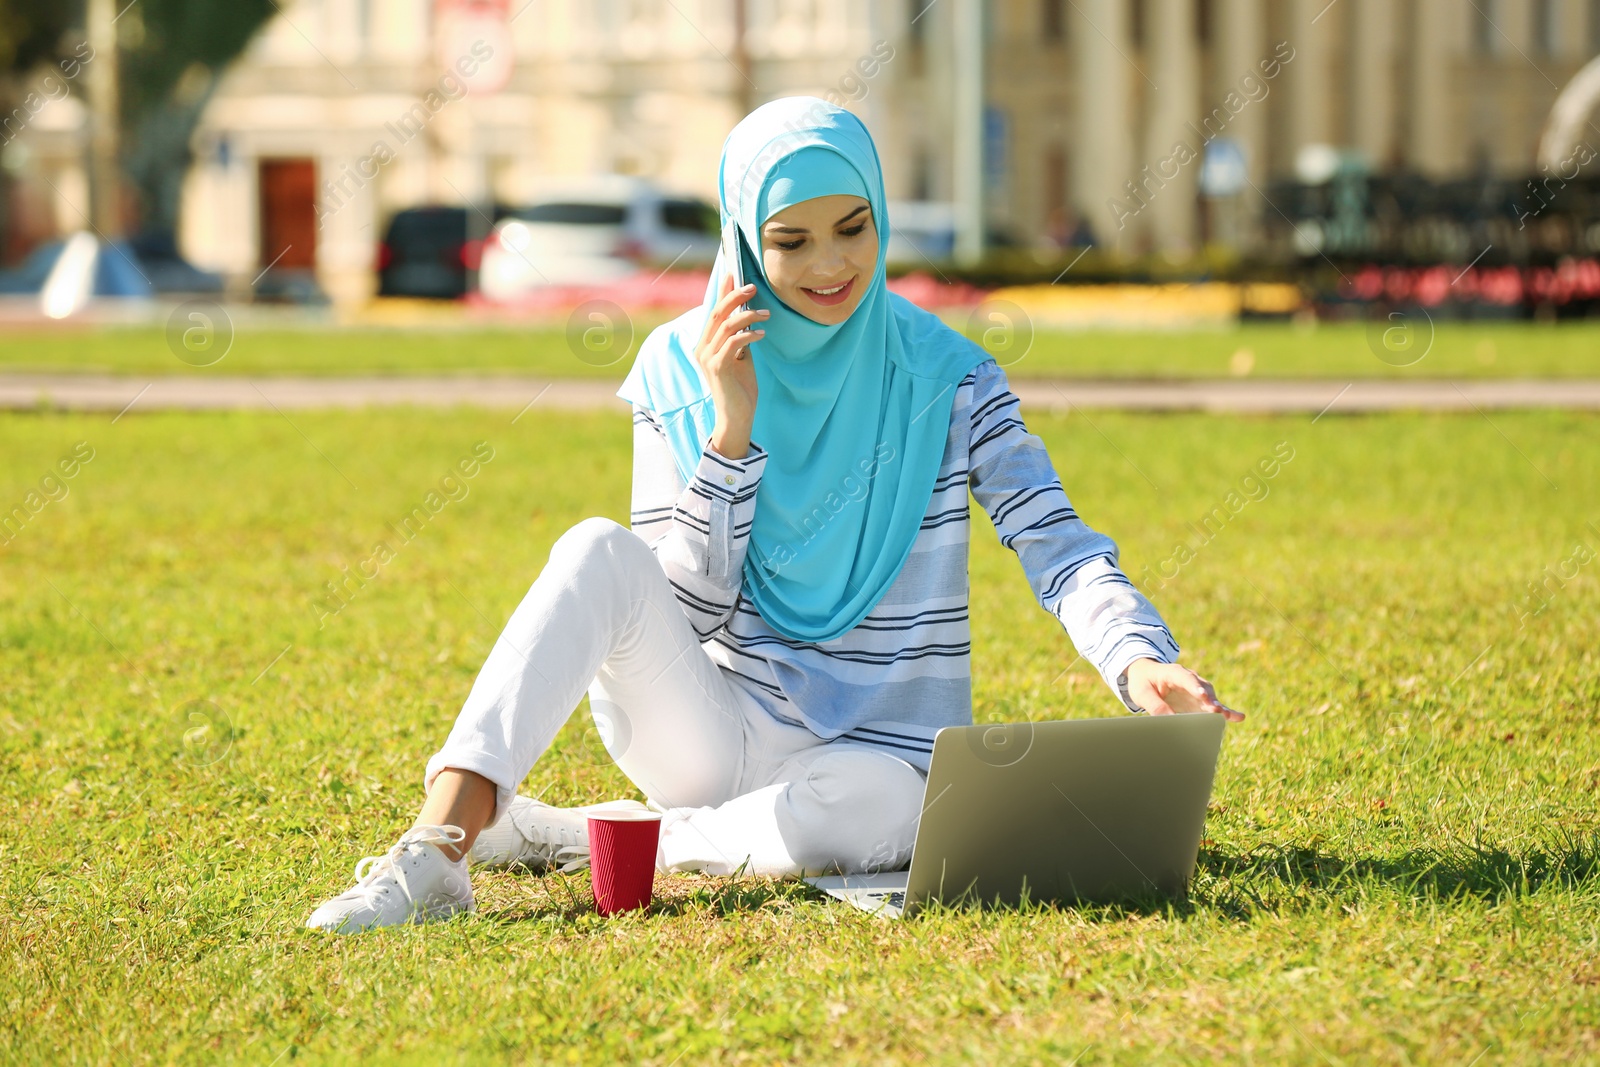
[721,219,746,291]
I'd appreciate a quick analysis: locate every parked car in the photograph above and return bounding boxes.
[0,231,217,297]
[0,242,61,295]
[477,177,717,300]
[130,231,225,294]
[377,205,508,299]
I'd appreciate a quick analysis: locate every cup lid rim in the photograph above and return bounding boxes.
[587,809,663,823]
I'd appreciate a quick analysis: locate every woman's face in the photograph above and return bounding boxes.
[758,194,877,325]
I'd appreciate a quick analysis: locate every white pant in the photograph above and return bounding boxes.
[425,517,927,877]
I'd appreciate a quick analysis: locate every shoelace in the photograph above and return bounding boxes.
[548,846,590,875]
[347,824,466,905]
[509,811,592,874]
[524,833,590,874]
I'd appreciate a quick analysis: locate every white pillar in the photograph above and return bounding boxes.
[1497,0,1534,52]
[1580,0,1600,60]
[952,0,985,265]
[919,0,956,204]
[1349,0,1394,167]
[1408,0,1453,176]
[319,152,377,308]
[1215,0,1266,184]
[1076,0,1134,253]
[1214,0,1265,248]
[1143,0,1199,254]
[1285,0,1332,156]
[1497,0,1534,172]
[1556,0,1589,59]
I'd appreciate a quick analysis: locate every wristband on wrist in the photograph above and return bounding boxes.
[1117,668,1145,714]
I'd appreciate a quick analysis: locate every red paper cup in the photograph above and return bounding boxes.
[588,810,662,916]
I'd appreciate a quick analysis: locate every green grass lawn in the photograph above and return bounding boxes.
[2,404,1597,1064]
[2,319,1598,379]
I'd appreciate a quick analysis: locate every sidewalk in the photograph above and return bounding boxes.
[4,374,1600,414]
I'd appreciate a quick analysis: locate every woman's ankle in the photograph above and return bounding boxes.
[415,768,499,856]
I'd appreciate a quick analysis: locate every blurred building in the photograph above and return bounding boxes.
[1018,0,1600,258]
[0,86,94,261]
[173,0,1600,301]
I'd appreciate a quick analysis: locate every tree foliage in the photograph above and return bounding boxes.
[0,0,75,76]
[1,0,276,235]
[117,0,276,120]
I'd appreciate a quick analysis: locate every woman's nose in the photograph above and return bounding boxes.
[809,243,848,277]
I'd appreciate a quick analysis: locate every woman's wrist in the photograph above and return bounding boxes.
[1123,657,1162,686]
[709,421,751,460]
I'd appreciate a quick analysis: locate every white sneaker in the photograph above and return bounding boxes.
[468,796,649,872]
[305,825,475,934]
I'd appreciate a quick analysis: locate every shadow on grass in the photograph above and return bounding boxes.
[471,833,1600,926]
[473,868,822,926]
[891,834,1600,924]
[1191,831,1600,919]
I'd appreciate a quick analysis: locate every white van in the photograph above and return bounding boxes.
[478,176,718,299]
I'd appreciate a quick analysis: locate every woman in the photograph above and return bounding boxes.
[307,97,1241,934]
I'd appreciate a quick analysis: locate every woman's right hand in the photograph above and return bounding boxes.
[694,271,769,460]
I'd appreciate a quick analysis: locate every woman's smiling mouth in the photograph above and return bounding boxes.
[800,276,855,307]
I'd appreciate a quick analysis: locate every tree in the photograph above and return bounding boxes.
[116,0,276,236]
[0,1,78,260]
[0,0,74,76]
[0,0,275,253]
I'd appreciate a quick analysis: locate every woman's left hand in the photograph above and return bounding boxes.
[1124,659,1245,722]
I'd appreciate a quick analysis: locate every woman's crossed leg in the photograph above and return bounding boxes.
[306,518,925,933]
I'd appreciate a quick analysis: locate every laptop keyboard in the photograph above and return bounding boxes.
[868,891,906,907]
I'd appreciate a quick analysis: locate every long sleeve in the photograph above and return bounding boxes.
[965,360,1180,710]
[629,404,768,638]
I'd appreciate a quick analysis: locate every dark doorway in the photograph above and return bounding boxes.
[258,159,317,271]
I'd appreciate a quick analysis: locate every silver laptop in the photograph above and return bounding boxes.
[806,713,1227,919]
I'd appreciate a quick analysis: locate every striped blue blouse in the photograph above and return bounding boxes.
[629,358,1180,772]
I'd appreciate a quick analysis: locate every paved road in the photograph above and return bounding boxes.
[4,374,1600,415]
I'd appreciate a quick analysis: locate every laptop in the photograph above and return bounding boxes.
[805,713,1227,919]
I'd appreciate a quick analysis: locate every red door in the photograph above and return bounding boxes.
[258,159,317,270]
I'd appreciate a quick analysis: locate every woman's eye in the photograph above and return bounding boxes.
[840,224,867,237]
[775,238,804,251]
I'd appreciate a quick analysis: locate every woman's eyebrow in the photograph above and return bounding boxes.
[765,204,870,235]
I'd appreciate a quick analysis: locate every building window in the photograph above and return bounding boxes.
[1592,0,1600,53]
[1196,0,1212,46]
[1042,0,1066,43]
[1130,0,1146,49]
[1533,0,1557,55]
[913,145,934,201]
[909,0,933,43]
[1044,146,1067,219]
[1473,0,1499,55]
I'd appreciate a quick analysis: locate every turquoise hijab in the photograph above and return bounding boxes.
[617,97,988,643]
